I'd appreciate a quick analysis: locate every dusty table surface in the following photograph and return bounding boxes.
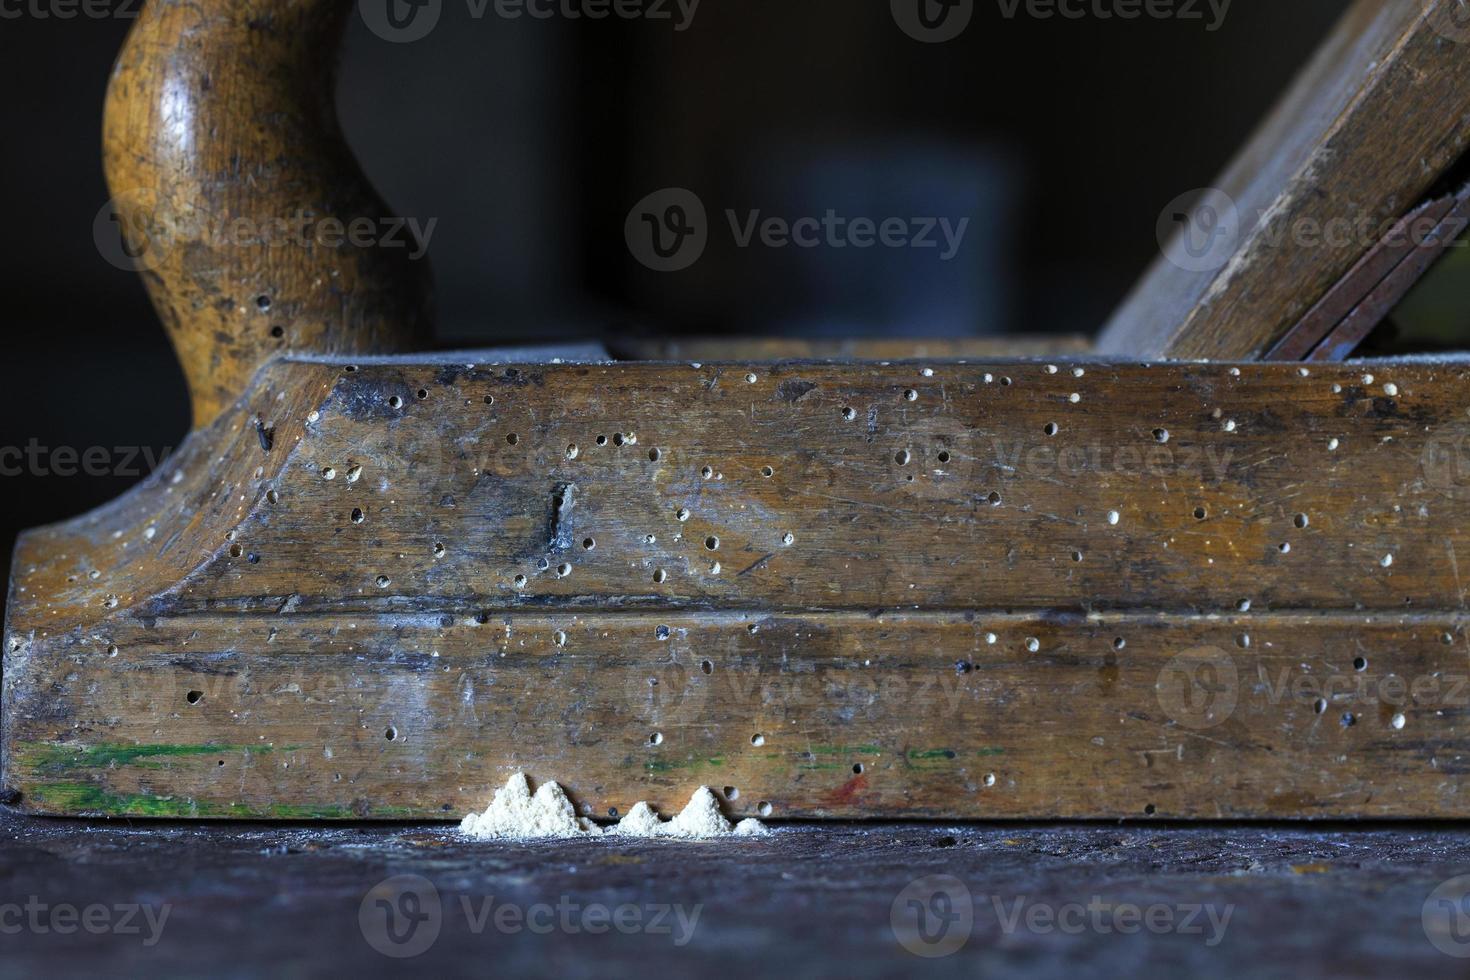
[3,808,1470,979]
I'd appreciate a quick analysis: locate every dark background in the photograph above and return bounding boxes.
[0,0,1350,590]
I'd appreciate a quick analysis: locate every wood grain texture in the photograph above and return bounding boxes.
[1264,193,1464,361]
[5,609,1468,821]
[1098,0,1470,360]
[7,358,1470,819]
[103,0,433,427]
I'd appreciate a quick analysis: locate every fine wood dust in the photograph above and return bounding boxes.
[460,774,768,840]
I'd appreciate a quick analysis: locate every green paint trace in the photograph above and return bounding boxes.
[906,748,961,768]
[22,742,282,774]
[643,755,725,774]
[805,745,884,756]
[26,783,415,820]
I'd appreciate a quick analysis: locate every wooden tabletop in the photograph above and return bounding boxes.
[3,809,1469,978]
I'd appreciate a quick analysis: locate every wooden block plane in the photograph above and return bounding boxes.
[8,354,1470,820]
[7,0,1470,820]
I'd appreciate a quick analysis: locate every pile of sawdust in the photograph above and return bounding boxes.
[613,785,768,839]
[459,772,601,839]
[612,801,666,837]
[629,785,769,838]
[459,774,768,840]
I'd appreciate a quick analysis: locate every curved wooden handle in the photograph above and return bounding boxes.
[104,0,433,428]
